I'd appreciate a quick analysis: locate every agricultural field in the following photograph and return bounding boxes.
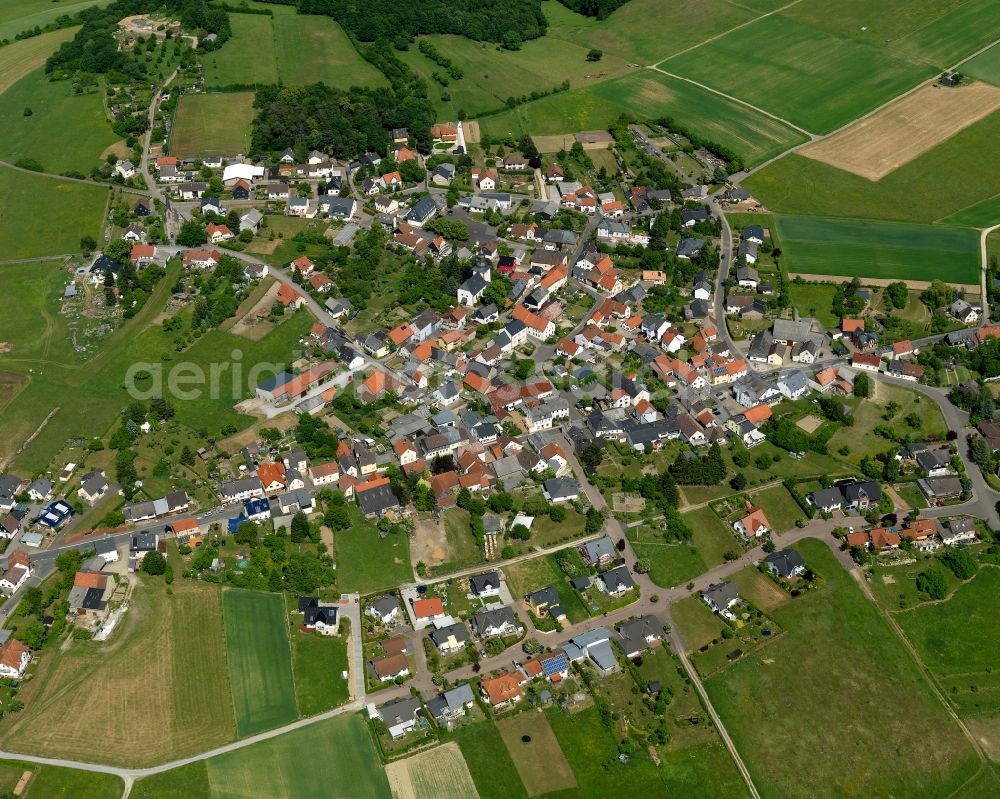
[0,28,78,96]
[0,0,111,41]
[706,540,979,799]
[202,13,278,87]
[781,0,979,44]
[453,720,530,799]
[497,711,577,795]
[744,109,1000,223]
[222,589,298,737]
[0,761,123,799]
[776,216,980,285]
[661,15,935,134]
[334,506,413,593]
[937,193,1000,227]
[543,0,759,66]
[478,86,632,142]
[386,742,480,799]
[963,42,1000,86]
[1,578,235,767]
[170,92,255,159]
[888,0,1000,66]
[273,13,386,89]
[800,82,1000,180]
[136,713,391,798]
[0,67,118,173]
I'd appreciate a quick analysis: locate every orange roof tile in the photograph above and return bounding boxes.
[257,461,286,487]
[388,323,414,346]
[413,597,444,618]
[743,404,772,425]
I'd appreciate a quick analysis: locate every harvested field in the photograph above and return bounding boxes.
[497,712,576,796]
[801,82,1000,180]
[462,120,480,144]
[385,742,480,799]
[796,414,823,434]
[0,28,77,96]
[412,515,449,569]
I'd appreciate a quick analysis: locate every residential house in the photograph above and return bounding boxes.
[470,606,521,638]
[596,565,635,597]
[615,615,663,658]
[764,549,806,579]
[703,581,740,619]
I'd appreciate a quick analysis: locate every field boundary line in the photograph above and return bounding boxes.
[647,66,814,137]
[651,0,805,66]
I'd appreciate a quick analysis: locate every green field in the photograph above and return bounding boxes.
[938,193,1000,227]
[706,539,979,798]
[0,167,107,260]
[170,92,255,158]
[273,13,386,88]
[292,632,350,716]
[661,15,935,134]
[543,0,758,66]
[787,282,840,328]
[0,0,113,41]
[0,67,118,172]
[222,589,298,737]
[0,28,79,96]
[746,107,1000,223]
[333,506,413,593]
[6,763,123,799]
[454,719,529,799]
[400,30,633,119]
[963,42,1000,86]
[135,714,390,798]
[776,216,980,284]
[889,0,1000,66]
[203,14,278,87]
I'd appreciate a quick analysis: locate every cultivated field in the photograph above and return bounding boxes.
[386,742,480,799]
[801,82,1000,180]
[888,0,1000,66]
[939,193,1000,227]
[1,579,236,767]
[706,540,980,799]
[775,216,980,285]
[661,15,935,133]
[0,0,110,40]
[170,92,255,159]
[963,42,1000,86]
[0,67,118,172]
[202,14,278,87]
[0,28,78,96]
[744,108,1000,223]
[222,589,298,737]
[496,712,577,796]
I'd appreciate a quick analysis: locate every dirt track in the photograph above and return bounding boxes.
[801,82,1000,180]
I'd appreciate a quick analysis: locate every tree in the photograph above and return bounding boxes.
[586,48,603,61]
[180,446,196,467]
[80,235,97,254]
[549,505,566,522]
[921,279,954,309]
[177,219,207,246]
[290,511,310,543]
[141,551,167,575]
[884,281,908,309]
[916,568,947,600]
[634,558,651,574]
[234,520,259,545]
[854,372,872,398]
[509,523,531,540]
[940,547,978,579]
[730,472,747,490]
[523,638,543,655]
[19,621,45,650]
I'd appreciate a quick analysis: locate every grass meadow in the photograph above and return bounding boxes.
[661,15,935,133]
[454,720,529,799]
[786,282,840,328]
[291,629,350,716]
[334,506,413,593]
[0,577,235,767]
[496,712,577,796]
[202,14,278,87]
[938,193,1000,227]
[0,28,78,95]
[170,92,255,158]
[222,589,298,737]
[0,68,118,173]
[888,0,1000,66]
[745,108,1000,223]
[0,0,111,41]
[13,763,122,799]
[776,216,980,284]
[963,42,1000,86]
[705,539,980,799]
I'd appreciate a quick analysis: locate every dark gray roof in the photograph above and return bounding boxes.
[598,565,634,593]
[469,571,501,595]
[357,484,399,516]
[430,621,469,648]
[764,549,806,579]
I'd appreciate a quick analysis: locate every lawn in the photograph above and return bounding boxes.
[828,384,947,462]
[661,14,934,134]
[503,553,590,623]
[745,108,1000,223]
[202,14,278,88]
[273,13,386,89]
[750,485,805,533]
[333,506,412,593]
[776,216,980,285]
[0,67,118,173]
[496,711,577,796]
[291,630,350,716]
[787,283,840,329]
[963,41,1000,86]
[705,539,980,799]
[203,713,390,798]
[170,92,255,159]
[0,578,235,767]
[222,589,298,737]
[659,744,750,799]
[894,481,928,511]
[453,720,529,799]
[729,566,790,613]
[0,169,107,262]
[672,595,727,650]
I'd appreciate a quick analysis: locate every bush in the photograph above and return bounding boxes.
[141,551,167,575]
